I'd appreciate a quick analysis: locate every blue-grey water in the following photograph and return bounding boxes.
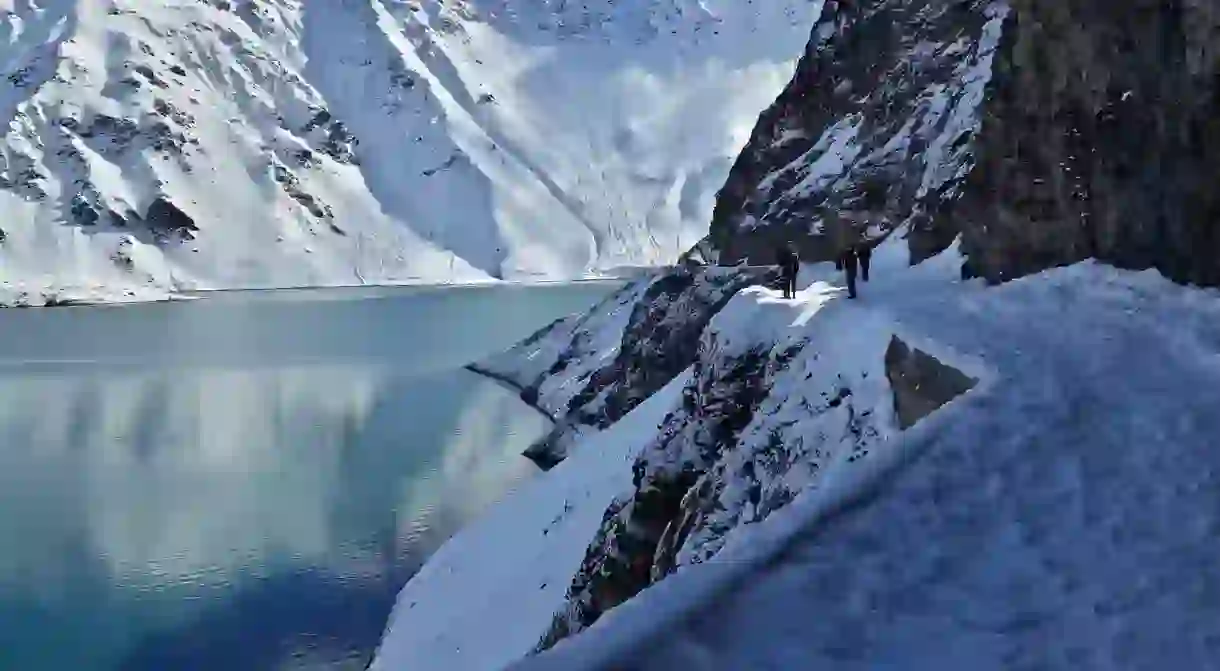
[0,282,619,671]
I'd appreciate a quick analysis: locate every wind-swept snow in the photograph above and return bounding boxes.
[509,242,1220,670]
[369,367,691,671]
[0,0,821,297]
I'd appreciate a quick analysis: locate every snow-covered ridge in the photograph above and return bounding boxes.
[471,263,777,467]
[516,258,1220,670]
[373,237,988,670]
[527,242,982,650]
[0,0,820,296]
[381,221,1220,670]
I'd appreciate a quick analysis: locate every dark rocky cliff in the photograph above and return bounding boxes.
[703,0,1007,267]
[704,0,1220,288]
[956,0,1220,286]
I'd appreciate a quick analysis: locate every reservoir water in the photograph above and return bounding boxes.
[0,282,619,670]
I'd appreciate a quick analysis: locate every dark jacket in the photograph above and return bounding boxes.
[840,247,858,271]
[776,245,792,268]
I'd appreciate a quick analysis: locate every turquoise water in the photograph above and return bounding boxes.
[0,282,619,670]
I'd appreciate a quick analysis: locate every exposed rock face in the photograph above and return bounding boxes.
[955,0,1220,286]
[708,0,1220,288]
[536,332,784,649]
[883,335,977,428]
[470,264,779,468]
[707,0,1007,266]
[144,198,199,241]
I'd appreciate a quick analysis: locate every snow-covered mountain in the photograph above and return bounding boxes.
[0,0,819,298]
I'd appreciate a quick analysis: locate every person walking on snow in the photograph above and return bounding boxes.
[840,246,859,299]
[785,243,800,298]
[776,244,798,299]
[775,244,790,298]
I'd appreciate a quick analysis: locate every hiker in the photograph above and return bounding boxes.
[776,244,798,299]
[857,242,872,282]
[785,243,800,298]
[775,244,792,298]
[840,246,858,299]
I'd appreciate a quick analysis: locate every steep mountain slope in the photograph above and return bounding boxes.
[955,0,1220,286]
[0,0,819,296]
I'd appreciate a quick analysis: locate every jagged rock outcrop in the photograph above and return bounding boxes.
[144,197,199,241]
[471,264,779,468]
[707,0,1007,266]
[884,335,978,428]
[707,0,1220,288]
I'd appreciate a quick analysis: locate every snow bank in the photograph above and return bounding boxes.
[368,368,692,671]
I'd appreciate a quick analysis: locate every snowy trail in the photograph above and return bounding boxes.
[517,246,1220,669]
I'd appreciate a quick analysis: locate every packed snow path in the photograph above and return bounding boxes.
[517,246,1220,670]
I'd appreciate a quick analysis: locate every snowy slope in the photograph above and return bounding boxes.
[506,247,1220,670]
[377,227,1220,670]
[369,367,691,671]
[0,0,820,297]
